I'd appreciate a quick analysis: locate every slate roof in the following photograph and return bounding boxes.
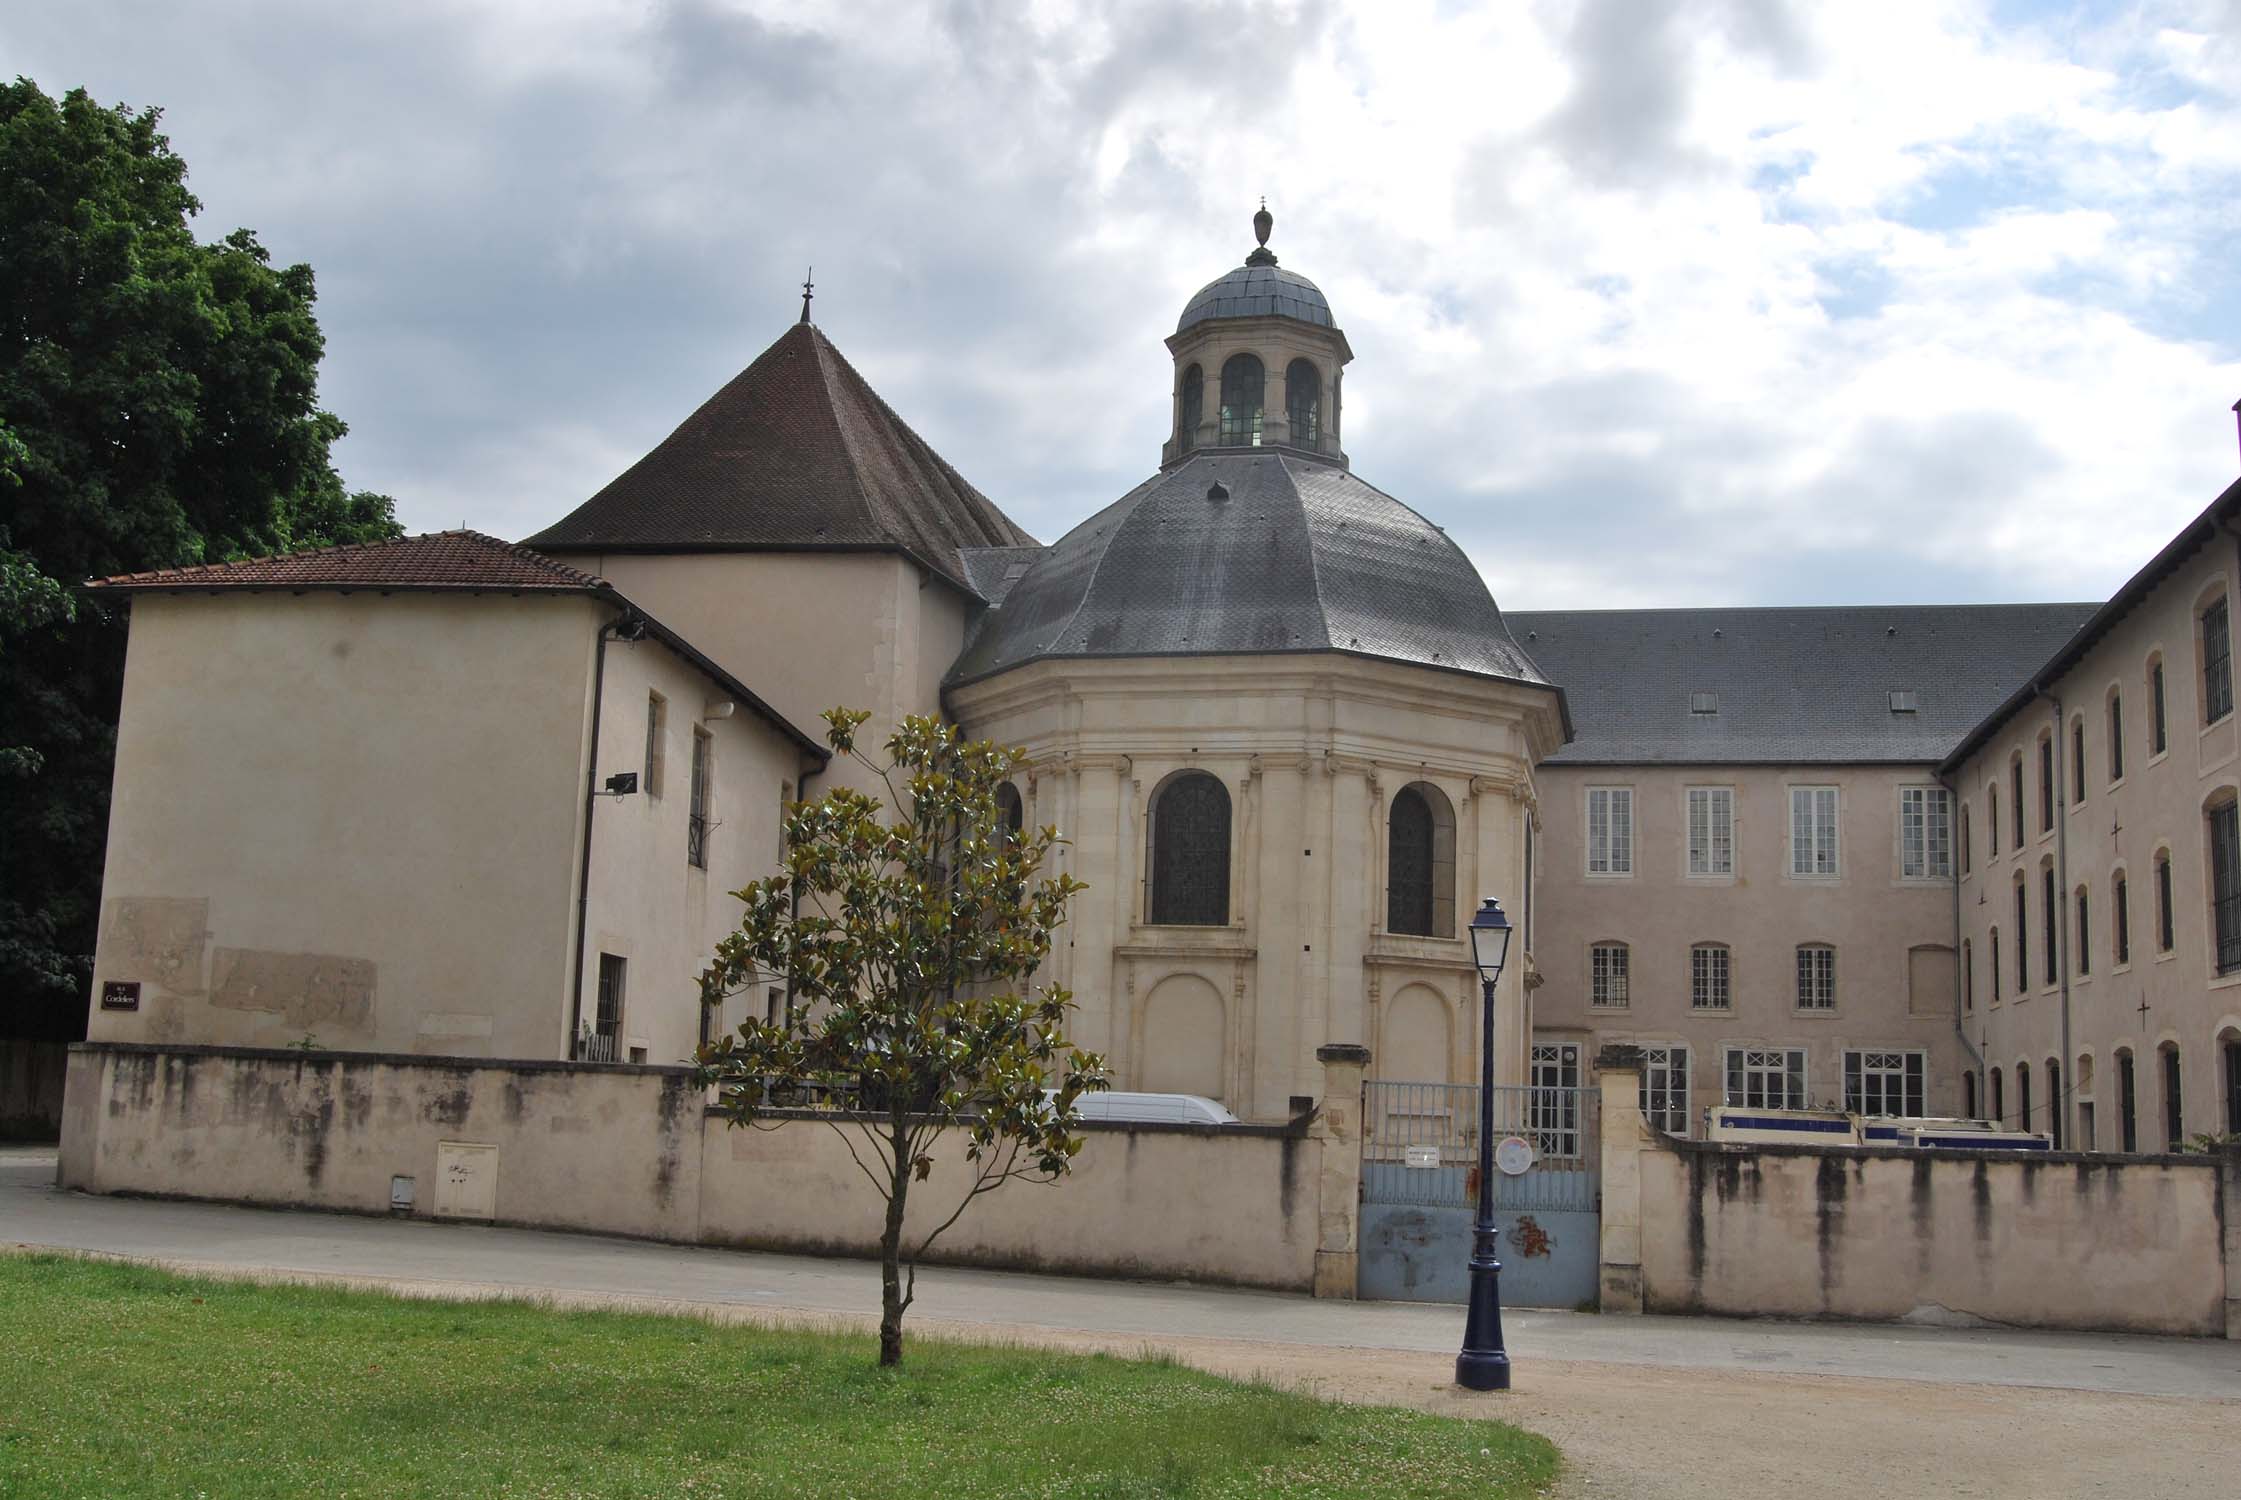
[949,451,1555,700]
[88,531,828,761]
[87,530,603,593]
[525,322,1034,592]
[1176,264,1336,333]
[1508,604,2099,765]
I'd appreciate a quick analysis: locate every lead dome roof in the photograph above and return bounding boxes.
[949,451,1550,690]
[1176,265,1335,333]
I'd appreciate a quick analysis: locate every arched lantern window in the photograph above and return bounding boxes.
[1178,364,1203,453]
[1218,354,1263,447]
[1149,772,1231,925]
[1285,359,1320,446]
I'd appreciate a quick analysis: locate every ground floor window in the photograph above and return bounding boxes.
[2117,1050,2138,1152]
[1529,1041,1582,1158]
[2162,1046,2184,1150]
[1844,1050,1926,1117]
[1639,1045,1690,1134]
[1724,1047,1807,1110]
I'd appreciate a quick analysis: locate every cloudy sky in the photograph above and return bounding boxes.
[9,0,2240,608]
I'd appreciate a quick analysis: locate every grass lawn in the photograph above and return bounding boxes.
[0,1253,1558,1498]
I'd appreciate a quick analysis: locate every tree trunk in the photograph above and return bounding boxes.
[878,1126,909,1367]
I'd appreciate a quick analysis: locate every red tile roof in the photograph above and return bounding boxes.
[524,322,1034,590]
[86,531,606,593]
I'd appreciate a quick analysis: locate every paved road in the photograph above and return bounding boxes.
[4,1150,2234,1399]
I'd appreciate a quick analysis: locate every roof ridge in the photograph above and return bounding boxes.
[801,325,888,541]
[1277,453,1335,651]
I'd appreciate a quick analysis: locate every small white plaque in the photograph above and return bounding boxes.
[1404,1144,1442,1168]
[1495,1136,1536,1176]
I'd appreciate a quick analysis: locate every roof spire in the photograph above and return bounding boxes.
[799,266,814,324]
[1246,199,1277,267]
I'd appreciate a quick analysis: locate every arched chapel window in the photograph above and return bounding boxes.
[1386,783,1456,936]
[1285,359,1320,447]
[994,782,1025,842]
[1149,772,1231,925]
[1178,364,1203,453]
[1218,354,1263,447]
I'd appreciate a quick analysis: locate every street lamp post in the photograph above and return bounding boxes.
[1455,896,1514,1392]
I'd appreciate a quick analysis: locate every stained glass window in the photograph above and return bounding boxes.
[1387,787,1434,934]
[1150,772,1230,925]
[1218,354,1263,447]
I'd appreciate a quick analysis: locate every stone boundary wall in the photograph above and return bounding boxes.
[1596,1052,2238,1338]
[57,1042,1339,1294]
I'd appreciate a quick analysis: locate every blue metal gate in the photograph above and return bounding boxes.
[1358,1078,1601,1307]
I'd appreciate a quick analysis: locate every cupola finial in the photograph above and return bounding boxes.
[1246,199,1277,266]
[799,266,814,324]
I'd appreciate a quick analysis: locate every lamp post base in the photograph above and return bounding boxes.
[1454,1348,1512,1392]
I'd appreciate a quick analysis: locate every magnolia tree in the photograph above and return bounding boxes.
[696,710,1105,1367]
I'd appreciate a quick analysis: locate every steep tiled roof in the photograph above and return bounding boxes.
[1509,603,2098,765]
[86,530,603,592]
[525,322,1034,591]
[949,451,1557,701]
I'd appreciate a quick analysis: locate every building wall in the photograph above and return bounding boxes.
[1536,763,1965,1128]
[950,653,1565,1120]
[572,632,812,1067]
[89,592,603,1060]
[570,551,971,799]
[1954,539,2241,1149]
[59,1042,1326,1293]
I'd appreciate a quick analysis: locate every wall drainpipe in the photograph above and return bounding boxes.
[779,759,821,1035]
[568,613,641,1055]
[2049,688,2073,1148]
[1938,767,1985,1110]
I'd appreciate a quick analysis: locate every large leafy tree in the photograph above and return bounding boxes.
[697,711,1105,1368]
[0,80,400,1037]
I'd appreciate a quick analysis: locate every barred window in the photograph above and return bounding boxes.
[1177,363,1203,452]
[2211,800,2241,975]
[1529,1042,1582,1158]
[1690,943,1731,1010]
[1640,1045,1690,1134]
[1285,358,1320,446]
[1587,786,1633,875]
[1844,1050,1925,1117]
[1590,943,1630,1008]
[1218,353,1263,446]
[2151,657,2169,754]
[1149,772,1231,925]
[687,728,712,870]
[1724,1047,1806,1110]
[1687,786,1733,876]
[2114,871,2130,965]
[2075,887,2091,976]
[2109,691,2125,781]
[2156,849,2175,952]
[2011,757,2024,850]
[1899,787,1950,878]
[1790,785,1838,877]
[1795,944,1836,1011]
[2204,596,2232,724]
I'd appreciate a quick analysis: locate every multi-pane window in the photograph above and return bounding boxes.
[2075,888,2091,976]
[1386,787,1435,935]
[2071,719,2086,803]
[2117,1050,2137,1153]
[2156,850,2175,952]
[1177,363,1202,452]
[1844,1050,1925,1117]
[687,728,712,869]
[2211,801,2241,975]
[2010,758,2025,850]
[2042,865,2057,985]
[1690,943,1731,1010]
[1899,787,1950,878]
[2162,1046,2184,1150]
[2038,737,2054,833]
[1724,1047,1807,1110]
[1149,772,1231,925]
[1795,944,1836,1011]
[1529,1042,1582,1158]
[2114,872,2131,966]
[1640,1045,1690,1134]
[2109,692,2124,781]
[1590,943,1630,1008]
[644,692,667,798]
[1217,353,1264,446]
[2203,596,2232,723]
[1790,786,1838,877]
[1687,786,1734,876]
[2151,657,2169,754]
[1587,787,1633,875]
[1284,358,1321,446]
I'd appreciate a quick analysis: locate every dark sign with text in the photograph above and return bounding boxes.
[99,980,141,1011]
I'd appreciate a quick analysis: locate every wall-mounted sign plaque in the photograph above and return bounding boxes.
[99,980,141,1011]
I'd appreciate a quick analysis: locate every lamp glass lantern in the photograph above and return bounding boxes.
[1467,897,1513,984]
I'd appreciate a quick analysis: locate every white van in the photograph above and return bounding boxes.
[1058,1090,1239,1126]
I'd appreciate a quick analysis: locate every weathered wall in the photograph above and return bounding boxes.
[1599,1058,2233,1336]
[60,1042,1330,1293]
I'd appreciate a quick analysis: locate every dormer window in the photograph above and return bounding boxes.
[1889,689,1919,713]
[1178,364,1203,453]
[1286,359,1321,447]
[1689,691,1718,715]
[1219,353,1263,446]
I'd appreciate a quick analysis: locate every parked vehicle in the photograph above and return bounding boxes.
[1058,1090,1239,1126]
[1705,1106,2051,1151]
